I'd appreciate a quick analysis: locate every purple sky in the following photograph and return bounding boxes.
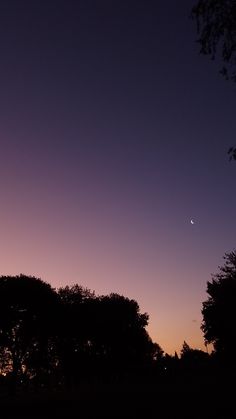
[0,0,236,354]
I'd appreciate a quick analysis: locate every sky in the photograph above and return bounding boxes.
[0,0,236,355]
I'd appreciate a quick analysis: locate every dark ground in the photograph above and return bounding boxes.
[0,370,234,418]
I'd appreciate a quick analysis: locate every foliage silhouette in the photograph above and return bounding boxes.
[0,274,232,418]
[201,250,236,362]
[86,293,158,368]
[0,277,162,391]
[0,271,220,409]
[57,287,158,383]
[0,275,59,392]
[180,340,209,371]
[192,0,236,81]
[228,146,236,161]
[192,2,236,162]
[57,284,97,385]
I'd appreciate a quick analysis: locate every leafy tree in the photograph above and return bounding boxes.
[192,2,236,160]
[0,276,163,388]
[192,0,236,81]
[0,275,59,389]
[57,284,96,384]
[180,341,210,376]
[201,251,236,361]
[180,340,192,357]
[58,284,95,305]
[180,341,208,362]
[88,293,156,367]
[57,287,159,382]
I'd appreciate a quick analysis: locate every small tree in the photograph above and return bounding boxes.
[201,251,236,361]
[180,341,208,363]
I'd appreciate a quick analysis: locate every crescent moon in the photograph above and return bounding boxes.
[190,219,194,225]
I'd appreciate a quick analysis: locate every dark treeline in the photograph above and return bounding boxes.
[0,275,163,394]
[0,251,236,418]
[0,274,211,394]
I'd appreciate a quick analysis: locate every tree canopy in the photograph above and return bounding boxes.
[0,275,59,390]
[201,251,236,361]
[0,276,161,390]
[57,287,159,380]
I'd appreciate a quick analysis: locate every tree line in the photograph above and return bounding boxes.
[0,276,162,392]
[0,250,236,393]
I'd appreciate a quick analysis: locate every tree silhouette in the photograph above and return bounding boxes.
[57,287,158,382]
[192,2,236,160]
[201,251,236,362]
[180,340,192,357]
[0,278,162,389]
[192,0,236,81]
[0,275,59,391]
[57,284,96,385]
[180,341,209,366]
[88,293,156,369]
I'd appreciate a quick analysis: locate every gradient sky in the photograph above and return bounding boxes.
[0,0,236,354]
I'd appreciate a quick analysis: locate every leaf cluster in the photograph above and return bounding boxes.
[192,0,236,81]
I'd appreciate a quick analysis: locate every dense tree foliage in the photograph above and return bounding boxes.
[180,341,209,369]
[89,293,159,368]
[57,287,159,383]
[192,0,236,81]
[0,275,59,390]
[57,284,97,384]
[201,251,236,361]
[0,276,160,390]
[2,271,228,395]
